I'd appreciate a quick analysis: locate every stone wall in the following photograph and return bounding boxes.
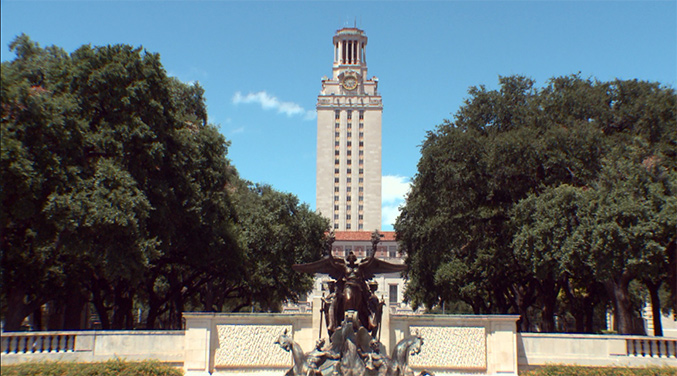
[4,314,676,375]
[1,330,184,366]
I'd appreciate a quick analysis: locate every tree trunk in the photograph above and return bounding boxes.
[63,292,87,330]
[3,286,42,331]
[605,274,636,335]
[644,279,663,336]
[90,277,111,330]
[539,279,559,333]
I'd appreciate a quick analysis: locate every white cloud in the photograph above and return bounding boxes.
[232,91,316,120]
[381,175,411,228]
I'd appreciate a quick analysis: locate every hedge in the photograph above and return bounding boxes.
[0,359,183,376]
[520,365,677,376]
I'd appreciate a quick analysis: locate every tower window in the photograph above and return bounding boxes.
[335,150,340,156]
[335,223,339,229]
[335,168,339,174]
[347,111,352,120]
[335,159,339,165]
[347,132,352,138]
[347,150,352,156]
[347,177,351,183]
[335,122,340,128]
[359,123,364,129]
[347,159,352,165]
[347,123,352,129]
[346,224,351,230]
[347,187,351,192]
[335,111,340,119]
[359,111,364,120]
[347,168,352,174]
[347,141,352,147]
[334,195,339,201]
[335,141,339,147]
[335,131,340,137]
[335,177,339,183]
[335,187,339,192]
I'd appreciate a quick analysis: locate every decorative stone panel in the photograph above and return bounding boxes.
[215,324,292,368]
[409,326,486,370]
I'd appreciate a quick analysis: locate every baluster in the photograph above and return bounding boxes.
[30,336,38,353]
[20,336,27,353]
[9,336,17,353]
[640,339,647,357]
[46,335,54,352]
[37,335,45,353]
[58,335,66,352]
[650,340,658,357]
[68,335,76,352]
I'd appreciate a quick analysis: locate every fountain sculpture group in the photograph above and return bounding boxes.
[274,244,427,376]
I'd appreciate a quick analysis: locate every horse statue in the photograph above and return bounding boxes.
[274,329,306,376]
[388,332,423,376]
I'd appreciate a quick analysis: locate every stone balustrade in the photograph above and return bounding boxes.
[3,319,676,375]
[2,332,76,354]
[626,337,677,358]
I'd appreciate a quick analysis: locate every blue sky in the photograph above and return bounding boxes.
[2,1,675,231]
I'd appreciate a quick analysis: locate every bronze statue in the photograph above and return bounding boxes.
[277,249,426,376]
[293,251,405,338]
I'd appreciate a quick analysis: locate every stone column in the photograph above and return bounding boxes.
[184,313,215,376]
[486,318,518,375]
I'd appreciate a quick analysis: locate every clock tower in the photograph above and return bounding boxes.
[316,27,382,231]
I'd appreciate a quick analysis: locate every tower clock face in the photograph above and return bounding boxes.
[342,74,358,90]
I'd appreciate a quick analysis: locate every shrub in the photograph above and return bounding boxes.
[1,359,183,376]
[520,365,677,376]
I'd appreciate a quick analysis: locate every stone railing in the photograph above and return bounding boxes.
[518,333,677,369]
[626,337,677,358]
[1,330,184,366]
[2,332,76,354]
[4,322,676,375]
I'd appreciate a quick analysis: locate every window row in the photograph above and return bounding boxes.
[335,110,365,120]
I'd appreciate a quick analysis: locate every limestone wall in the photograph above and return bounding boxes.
[1,330,184,365]
[4,314,676,375]
[518,333,677,369]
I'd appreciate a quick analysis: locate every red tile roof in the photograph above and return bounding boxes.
[331,231,396,242]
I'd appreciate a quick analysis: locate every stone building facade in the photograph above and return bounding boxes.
[316,27,382,232]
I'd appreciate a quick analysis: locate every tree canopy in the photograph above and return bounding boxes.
[1,35,328,331]
[396,75,676,334]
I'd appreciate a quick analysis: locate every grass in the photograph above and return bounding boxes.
[520,365,677,376]
[0,359,183,376]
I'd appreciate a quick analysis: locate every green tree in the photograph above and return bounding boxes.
[2,35,328,330]
[397,74,676,334]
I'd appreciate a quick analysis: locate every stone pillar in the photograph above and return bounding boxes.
[312,296,323,340]
[380,302,392,354]
[486,318,518,375]
[183,313,215,376]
